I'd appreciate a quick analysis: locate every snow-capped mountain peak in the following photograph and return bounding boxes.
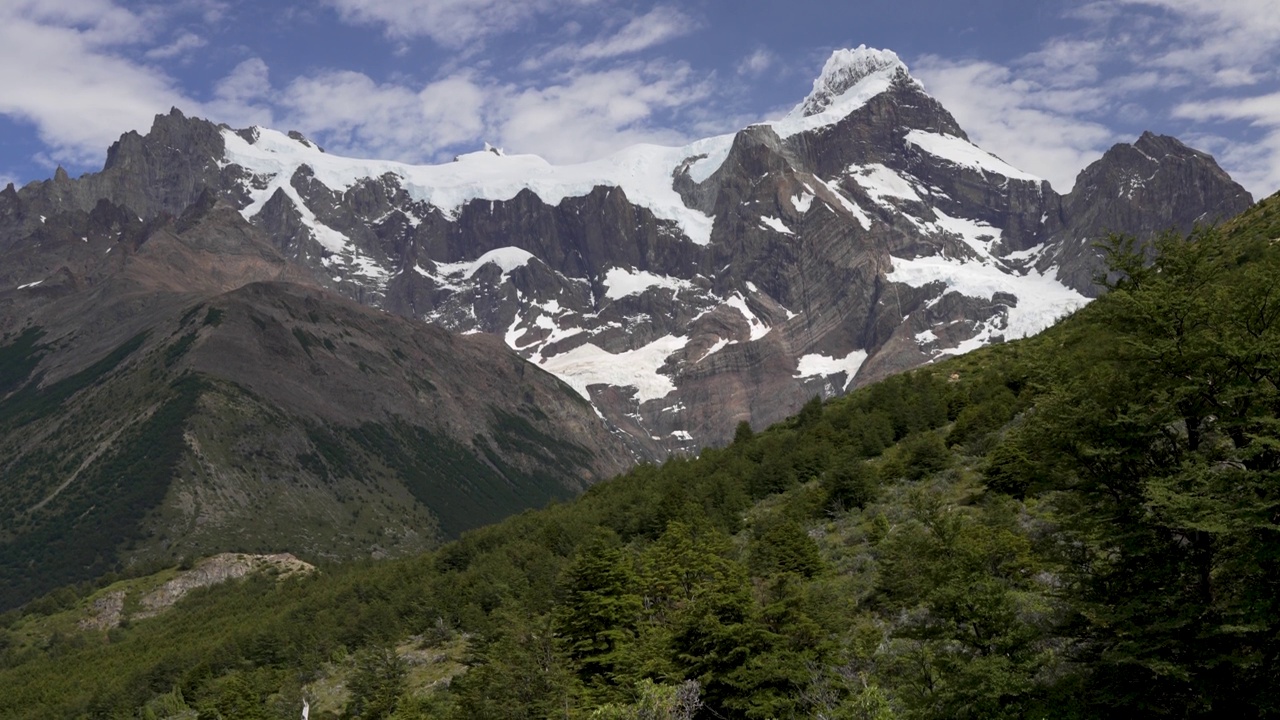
[788,45,913,119]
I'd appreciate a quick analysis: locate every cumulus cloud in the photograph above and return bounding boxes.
[492,61,708,162]
[913,57,1115,192]
[4,0,1276,203]
[0,2,186,166]
[1173,92,1280,196]
[324,0,601,47]
[911,1,1280,198]
[0,0,715,171]
[1109,0,1280,81]
[1101,0,1280,196]
[203,58,275,127]
[145,31,208,60]
[278,71,487,161]
[261,59,709,164]
[737,48,776,77]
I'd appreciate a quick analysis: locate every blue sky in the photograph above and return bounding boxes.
[1,0,1278,198]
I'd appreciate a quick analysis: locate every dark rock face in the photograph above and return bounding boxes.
[0,51,1254,462]
[1046,132,1254,295]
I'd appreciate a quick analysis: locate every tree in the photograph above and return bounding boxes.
[557,532,642,700]
[748,521,824,579]
[1022,227,1280,715]
[343,645,407,719]
[448,606,579,719]
[822,457,877,512]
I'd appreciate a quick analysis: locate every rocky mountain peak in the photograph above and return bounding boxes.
[789,45,913,118]
[1064,130,1250,224]
[1041,130,1254,295]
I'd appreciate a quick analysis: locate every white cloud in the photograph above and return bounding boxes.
[0,2,185,166]
[570,6,693,60]
[1174,92,1280,197]
[521,6,696,70]
[492,61,707,162]
[910,1,1280,198]
[192,0,230,24]
[145,31,207,60]
[1017,38,1105,88]
[264,59,708,165]
[202,58,275,127]
[737,48,776,77]
[1176,91,1280,125]
[1095,0,1280,197]
[13,0,156,45]
[913,57,1115,192]
[324,0,601,47]
[1109,0,1280,81]
[278,71,487,161]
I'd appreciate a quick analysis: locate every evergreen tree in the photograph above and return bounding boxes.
[557,532,642,700]
[343,645,406,720]
[1022,228,1280,715]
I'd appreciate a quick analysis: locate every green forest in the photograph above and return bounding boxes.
[1,194,1278,719]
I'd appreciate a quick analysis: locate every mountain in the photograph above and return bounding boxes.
[2,48,1251,459]
[4,190,1277,719]
[0,191,632,610]
[0,45,1254,607]
[1045,130,1254,292]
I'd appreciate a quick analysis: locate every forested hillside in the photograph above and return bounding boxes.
[2,194,1277,719]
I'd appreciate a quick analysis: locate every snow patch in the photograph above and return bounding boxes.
[724,294,771,340]
[760,216,793,235]
[905,130,1040,182]
[795,350,869,390]
[817,178,872,230]
[537,335,687,403]
[1003,245,1046,262]
[435,246,536,280]
[850,164,922,205]
[684,134,735,183]
[927,208,1000,258]
[603,267,695,301]
[696,337,730,363]
[886,255,1089,341]
[793,189,815,213]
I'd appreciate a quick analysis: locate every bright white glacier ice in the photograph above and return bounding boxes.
[222,127,726,246]
[537,335,688,403]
